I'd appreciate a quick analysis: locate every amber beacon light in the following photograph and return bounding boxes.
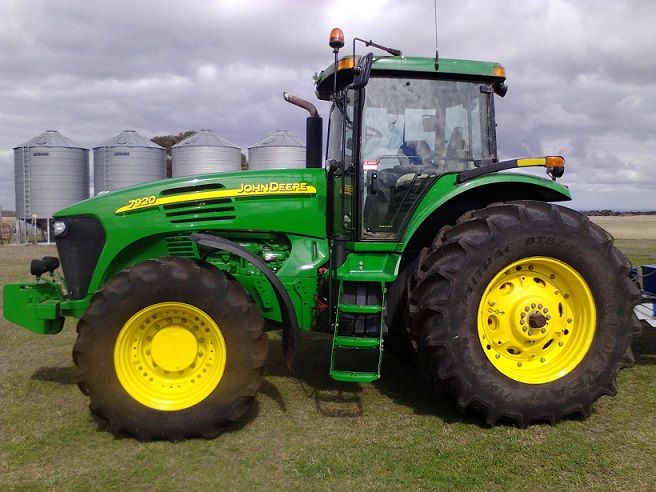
[329,28,344,50]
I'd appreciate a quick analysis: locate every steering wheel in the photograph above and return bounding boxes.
[365,126,383,140]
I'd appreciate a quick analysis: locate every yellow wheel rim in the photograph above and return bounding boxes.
[114,302,227,411]
[478,257,596,384]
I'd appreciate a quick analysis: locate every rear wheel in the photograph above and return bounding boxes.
[409,201,641,426]
[74,257,267,440]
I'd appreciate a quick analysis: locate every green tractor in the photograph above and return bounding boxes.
[3,30,640,440]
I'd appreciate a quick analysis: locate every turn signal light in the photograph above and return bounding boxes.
[545,156,565,167]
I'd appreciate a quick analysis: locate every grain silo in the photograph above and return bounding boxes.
[13,130,89,227]
[248,130,305,170]
[94,130,166,194]
[171,130,241,177]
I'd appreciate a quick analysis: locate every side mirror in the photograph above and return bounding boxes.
[352,53,374,90]
[493,81,508,97]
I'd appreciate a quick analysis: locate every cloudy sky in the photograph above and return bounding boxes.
[1,0,655,212]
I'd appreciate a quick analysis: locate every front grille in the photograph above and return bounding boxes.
[55,216,106,299]
[162,198,236,223]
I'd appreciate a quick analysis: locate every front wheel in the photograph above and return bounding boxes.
[74,257,267,440]
[409,201,641,426]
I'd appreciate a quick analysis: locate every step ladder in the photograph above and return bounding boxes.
[329,281,385,383]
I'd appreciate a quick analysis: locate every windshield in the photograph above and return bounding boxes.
[361,77,494,171]
[361,77,495,239]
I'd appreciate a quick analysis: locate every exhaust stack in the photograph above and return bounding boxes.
[283,92,323,168]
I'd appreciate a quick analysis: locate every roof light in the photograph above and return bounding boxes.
[329,28,344,50]
[337,56,356,71]
[494,65,506,78]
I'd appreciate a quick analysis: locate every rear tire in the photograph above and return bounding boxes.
[73,257,267,440]
[408,201,641,426]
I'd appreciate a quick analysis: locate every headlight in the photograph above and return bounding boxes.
[53,220,68,237]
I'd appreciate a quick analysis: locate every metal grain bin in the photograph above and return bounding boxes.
[172,130,241,177]
[94,130,166,194]
[248,130,305,170]
[13,130,89,219]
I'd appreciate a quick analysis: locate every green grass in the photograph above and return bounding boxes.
[1,242,655,491]
[615,239,656,267]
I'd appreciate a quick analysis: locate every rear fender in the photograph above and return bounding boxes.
[400,173,571,250]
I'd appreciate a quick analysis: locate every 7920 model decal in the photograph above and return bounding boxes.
[115,183,317,214]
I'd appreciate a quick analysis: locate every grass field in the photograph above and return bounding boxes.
[1,218,655,490]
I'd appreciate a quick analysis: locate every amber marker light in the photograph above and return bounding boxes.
[329,28,345,50]
[337,56,356,71]
[545,156,565,167]
[494,65,506,78]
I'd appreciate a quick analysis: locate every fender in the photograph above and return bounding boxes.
[399,172,571,250]
[190,233,300,374]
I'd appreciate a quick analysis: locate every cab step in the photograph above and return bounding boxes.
[329,370,380,383]
[339,304,383,315]
[329,281,386,383]
[333,335,380,349]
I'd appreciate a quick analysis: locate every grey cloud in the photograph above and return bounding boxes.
[1,0,654,213]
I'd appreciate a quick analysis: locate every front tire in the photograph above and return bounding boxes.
[409,201,641,426]
[74,257,267,440]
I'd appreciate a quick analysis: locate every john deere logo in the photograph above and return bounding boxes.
[238,182,310,194]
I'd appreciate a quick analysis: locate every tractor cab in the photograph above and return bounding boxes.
[315,43,508,241]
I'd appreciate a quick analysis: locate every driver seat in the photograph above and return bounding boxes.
[397,140,432,166]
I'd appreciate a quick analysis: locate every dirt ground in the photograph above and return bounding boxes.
[589,215,656,240]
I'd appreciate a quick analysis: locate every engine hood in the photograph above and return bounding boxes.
[55,167,328,239]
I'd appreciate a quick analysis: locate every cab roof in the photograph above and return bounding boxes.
[315,56,506,100]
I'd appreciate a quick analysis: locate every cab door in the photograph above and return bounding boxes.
[326,88,358,239]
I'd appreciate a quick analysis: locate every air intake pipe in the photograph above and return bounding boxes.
[283,92,323,168]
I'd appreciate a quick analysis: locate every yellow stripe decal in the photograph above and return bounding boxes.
[115,183,317,214]
[516,158,546,167]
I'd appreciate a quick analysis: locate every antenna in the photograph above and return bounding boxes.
[434,0,439,71]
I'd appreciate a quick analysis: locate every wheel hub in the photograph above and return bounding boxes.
[151,327,198,372]
[528,312,547,329]
[478,257,596,384]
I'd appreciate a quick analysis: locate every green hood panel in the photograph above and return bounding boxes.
[56,168,328,239]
